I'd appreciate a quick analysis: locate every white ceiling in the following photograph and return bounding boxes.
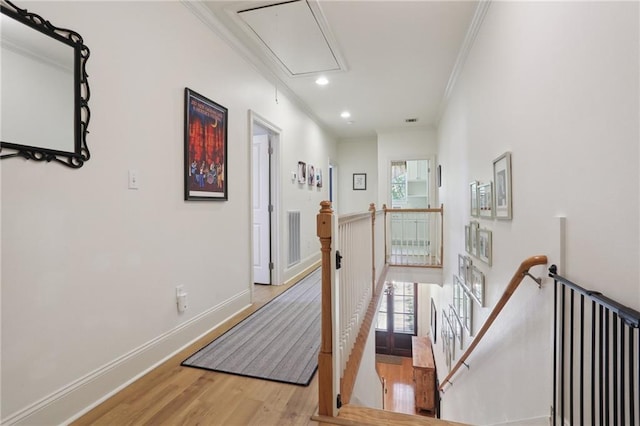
[203,0,480,139]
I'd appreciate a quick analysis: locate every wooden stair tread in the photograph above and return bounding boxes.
[313,404,467,426]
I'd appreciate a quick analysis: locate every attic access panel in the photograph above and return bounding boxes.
[238,0,341,76]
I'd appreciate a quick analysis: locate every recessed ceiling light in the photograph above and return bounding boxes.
[315,77,329,86]
[341,111,351,118]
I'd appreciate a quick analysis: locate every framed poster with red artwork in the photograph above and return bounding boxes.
[184,88,228,201]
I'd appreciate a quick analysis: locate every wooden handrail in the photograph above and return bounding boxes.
[339,211,373,225]
[384,207,444,213]
[438,255,548,391]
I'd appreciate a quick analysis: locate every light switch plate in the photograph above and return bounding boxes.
[128,170,139,189]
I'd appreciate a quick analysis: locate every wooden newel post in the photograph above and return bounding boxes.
[317,200,334,416]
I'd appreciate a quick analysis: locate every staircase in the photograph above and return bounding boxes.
[315,404,466,426]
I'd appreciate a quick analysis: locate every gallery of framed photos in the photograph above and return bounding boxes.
[442,152,513,370]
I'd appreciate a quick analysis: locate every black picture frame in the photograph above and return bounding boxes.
[184,88,228,201]
[353,173,366,190]
[0,1,91,168]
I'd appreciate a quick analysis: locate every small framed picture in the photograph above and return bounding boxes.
[453,274,464,317]
[493,152,512,220]
[470,221,479,257]
[316,168,322,188]
[478,228,493,266]
[297,161,306,184]
[430,298,437,344]
[442,310,452,368]
[463,285,473,334]
[307,164,315,186]
[471,265,485,307]
[478,182,494,219]
[437,164,442,188]
[465,256,473,285]
[465,225,471,253]
[458,254,467,283]
[450,304,463,348]
[470,181,479,217]
[448,305,457,360]
[353,173,367,190]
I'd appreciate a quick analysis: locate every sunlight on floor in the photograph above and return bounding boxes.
[377,356,434,417]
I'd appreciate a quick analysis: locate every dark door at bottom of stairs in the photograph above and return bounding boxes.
[375,282,417,357]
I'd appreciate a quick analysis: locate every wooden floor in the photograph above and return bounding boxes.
[73,283,435,425]
[376,356,435,417]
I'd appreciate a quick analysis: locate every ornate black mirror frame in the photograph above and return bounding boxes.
[1,0,90,168]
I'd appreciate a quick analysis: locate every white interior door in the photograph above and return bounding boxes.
[252,133,270,284]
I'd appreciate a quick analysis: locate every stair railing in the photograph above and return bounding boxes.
[383,205,443,268]
[549,265,640,425]
[438,255,549,391]
[316,201,385,417]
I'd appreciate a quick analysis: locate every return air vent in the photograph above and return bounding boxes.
[288,210,301,266]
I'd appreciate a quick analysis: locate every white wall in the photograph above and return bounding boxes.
[351,318,384,410]
[278,109,336,278]
[376,128,438,209]
[417,284,434,339]
[0,2,336,423]
[337,137,378,214]
[434,2,639,424]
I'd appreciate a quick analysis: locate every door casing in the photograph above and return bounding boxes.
[249,111,281,297]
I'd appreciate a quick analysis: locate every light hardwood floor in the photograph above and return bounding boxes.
[376,356,435,417]
[73,283,426,425]
[73,282,326,426]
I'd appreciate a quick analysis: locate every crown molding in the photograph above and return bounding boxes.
[436,0,492,125]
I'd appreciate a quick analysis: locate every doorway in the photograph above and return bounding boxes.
[375,282,417,357]
[251,113,281,286]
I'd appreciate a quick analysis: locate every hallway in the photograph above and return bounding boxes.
[73,281,436,425]
[72,283,323,425]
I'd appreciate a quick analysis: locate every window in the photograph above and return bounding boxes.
[390,159,430,209]
[390,161,407,207]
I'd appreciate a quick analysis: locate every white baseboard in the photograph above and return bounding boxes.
[486,416,549,426]
[3,290,251,426]
[282,254,321,285]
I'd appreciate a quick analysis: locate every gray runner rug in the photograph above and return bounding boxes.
[181,268,321,386]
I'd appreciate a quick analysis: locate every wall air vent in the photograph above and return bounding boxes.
[287,210,301,267]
